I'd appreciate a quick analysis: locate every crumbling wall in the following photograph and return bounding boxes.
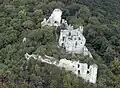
[41,9,62,27]
[25,53,98,84]
[38,8,98,83]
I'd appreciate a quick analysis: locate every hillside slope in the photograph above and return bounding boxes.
[0,0,120,88]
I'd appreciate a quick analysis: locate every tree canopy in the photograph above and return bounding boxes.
[0,0,120,88]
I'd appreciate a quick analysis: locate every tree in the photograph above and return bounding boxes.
[68,16,85,28]
[34,9,43,17]
[50,80,57,88]
[110,58,120,76]
[76,5,91,21]
[89,16,100,25]
[65,3,80,16]
[22,20,35,29]
[19,9,27,19]
[63,73,79,88]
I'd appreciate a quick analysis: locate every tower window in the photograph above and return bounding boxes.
[75,42,77,46]
[69,32,71,36]
[78,70,80,74]
[62,43,64,47]
[55,21,57,23]
[87,71,89,74]
[78,64,80,68]
[88,65,90,69]
[62,37,65,41]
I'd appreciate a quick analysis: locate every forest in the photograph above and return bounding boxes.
[0,0,120,88]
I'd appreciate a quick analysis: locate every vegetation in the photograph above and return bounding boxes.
[0,0,120,88]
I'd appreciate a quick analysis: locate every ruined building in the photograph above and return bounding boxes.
[41,9,62,26]
[41,8,92,58]
[36,8,98,83]
[25,53,98,84]
[59,20,92,58]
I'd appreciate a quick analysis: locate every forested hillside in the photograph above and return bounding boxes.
[0,0,120,88]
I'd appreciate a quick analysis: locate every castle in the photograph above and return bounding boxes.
[41,9,92,58]
[25,8,98,84]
